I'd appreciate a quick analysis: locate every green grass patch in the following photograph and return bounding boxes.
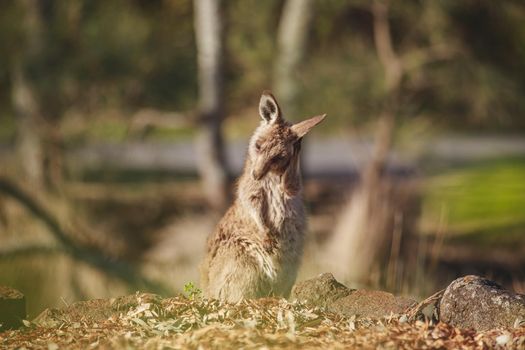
[146,125,195,140]
[421,157,525,247]
[85,119,129,142]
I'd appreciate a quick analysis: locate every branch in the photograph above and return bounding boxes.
[0,177,172,295]
[406,289,444,321]
[402,44,458,72]
[362,0,401,185]
[372,0,402,91]
[0,178,75,249]
[0,244,62,260]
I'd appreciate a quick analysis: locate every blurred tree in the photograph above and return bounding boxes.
[326,0,459,287]
[274,0,313,117]
[10,0,46,189]
[193,0,229,211]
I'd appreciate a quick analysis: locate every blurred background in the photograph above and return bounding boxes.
[1,0,525,317]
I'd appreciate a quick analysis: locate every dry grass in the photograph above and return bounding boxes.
[2,294,525,349]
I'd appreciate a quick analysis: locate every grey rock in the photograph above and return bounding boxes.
[0,286,26,330]
[290,273,353,308]
[439,275,525,331]
[329,289,416,318]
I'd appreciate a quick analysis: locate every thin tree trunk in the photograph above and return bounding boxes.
[11,64,43,188]
[274,0,313,117]
[365,0,402,187]
[11,0,45,189]
[327,0,402,286]
[193,0,229,211]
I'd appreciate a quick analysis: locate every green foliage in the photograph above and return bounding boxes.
[1,0,525,135]
[0,0,196,120]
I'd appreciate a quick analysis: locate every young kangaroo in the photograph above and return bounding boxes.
[200,91,326,302]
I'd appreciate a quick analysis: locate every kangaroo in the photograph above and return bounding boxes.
[200,91,326,302]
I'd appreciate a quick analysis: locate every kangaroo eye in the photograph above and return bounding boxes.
[272,154,285,162]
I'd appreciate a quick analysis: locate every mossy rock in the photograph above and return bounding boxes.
[0,286,26,330]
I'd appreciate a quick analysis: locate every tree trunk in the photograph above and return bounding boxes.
[274,0,313,117]
[11,0,45,189]
[193,0,229,211]
[11,64,43,188]
[326,0,402,286]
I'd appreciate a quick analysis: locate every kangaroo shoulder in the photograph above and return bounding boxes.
[206,203,246,252]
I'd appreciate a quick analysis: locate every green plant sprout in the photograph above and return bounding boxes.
[183,282,202,300]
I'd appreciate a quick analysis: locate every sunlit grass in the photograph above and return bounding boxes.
[87,119,129,142]
[146,126,195,140]
[421,158,525,246]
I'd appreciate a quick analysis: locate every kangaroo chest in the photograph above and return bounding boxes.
[260,176,303,233]
[254,182,304,279]
[235,174,305,284]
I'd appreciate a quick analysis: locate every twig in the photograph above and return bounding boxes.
[386,212,403,291]
[429,204,448,272]
[406,289,444,321]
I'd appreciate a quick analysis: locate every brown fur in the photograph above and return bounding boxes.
[200,91,325,302]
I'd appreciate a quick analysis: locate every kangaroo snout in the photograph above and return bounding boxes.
[251,162,269,180]
[251,169,262,180]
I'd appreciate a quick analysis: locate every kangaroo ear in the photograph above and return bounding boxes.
[259,91,282,124]
[291,114,326,138]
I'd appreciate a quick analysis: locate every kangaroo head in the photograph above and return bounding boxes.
[249,91,326,180]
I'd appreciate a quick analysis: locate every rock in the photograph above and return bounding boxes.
[328,289,416,318]
[33,292,162,327]
[0,286,26,330]
[439,275,525,331]
[290,273,353,308]
[290,273,416,319]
